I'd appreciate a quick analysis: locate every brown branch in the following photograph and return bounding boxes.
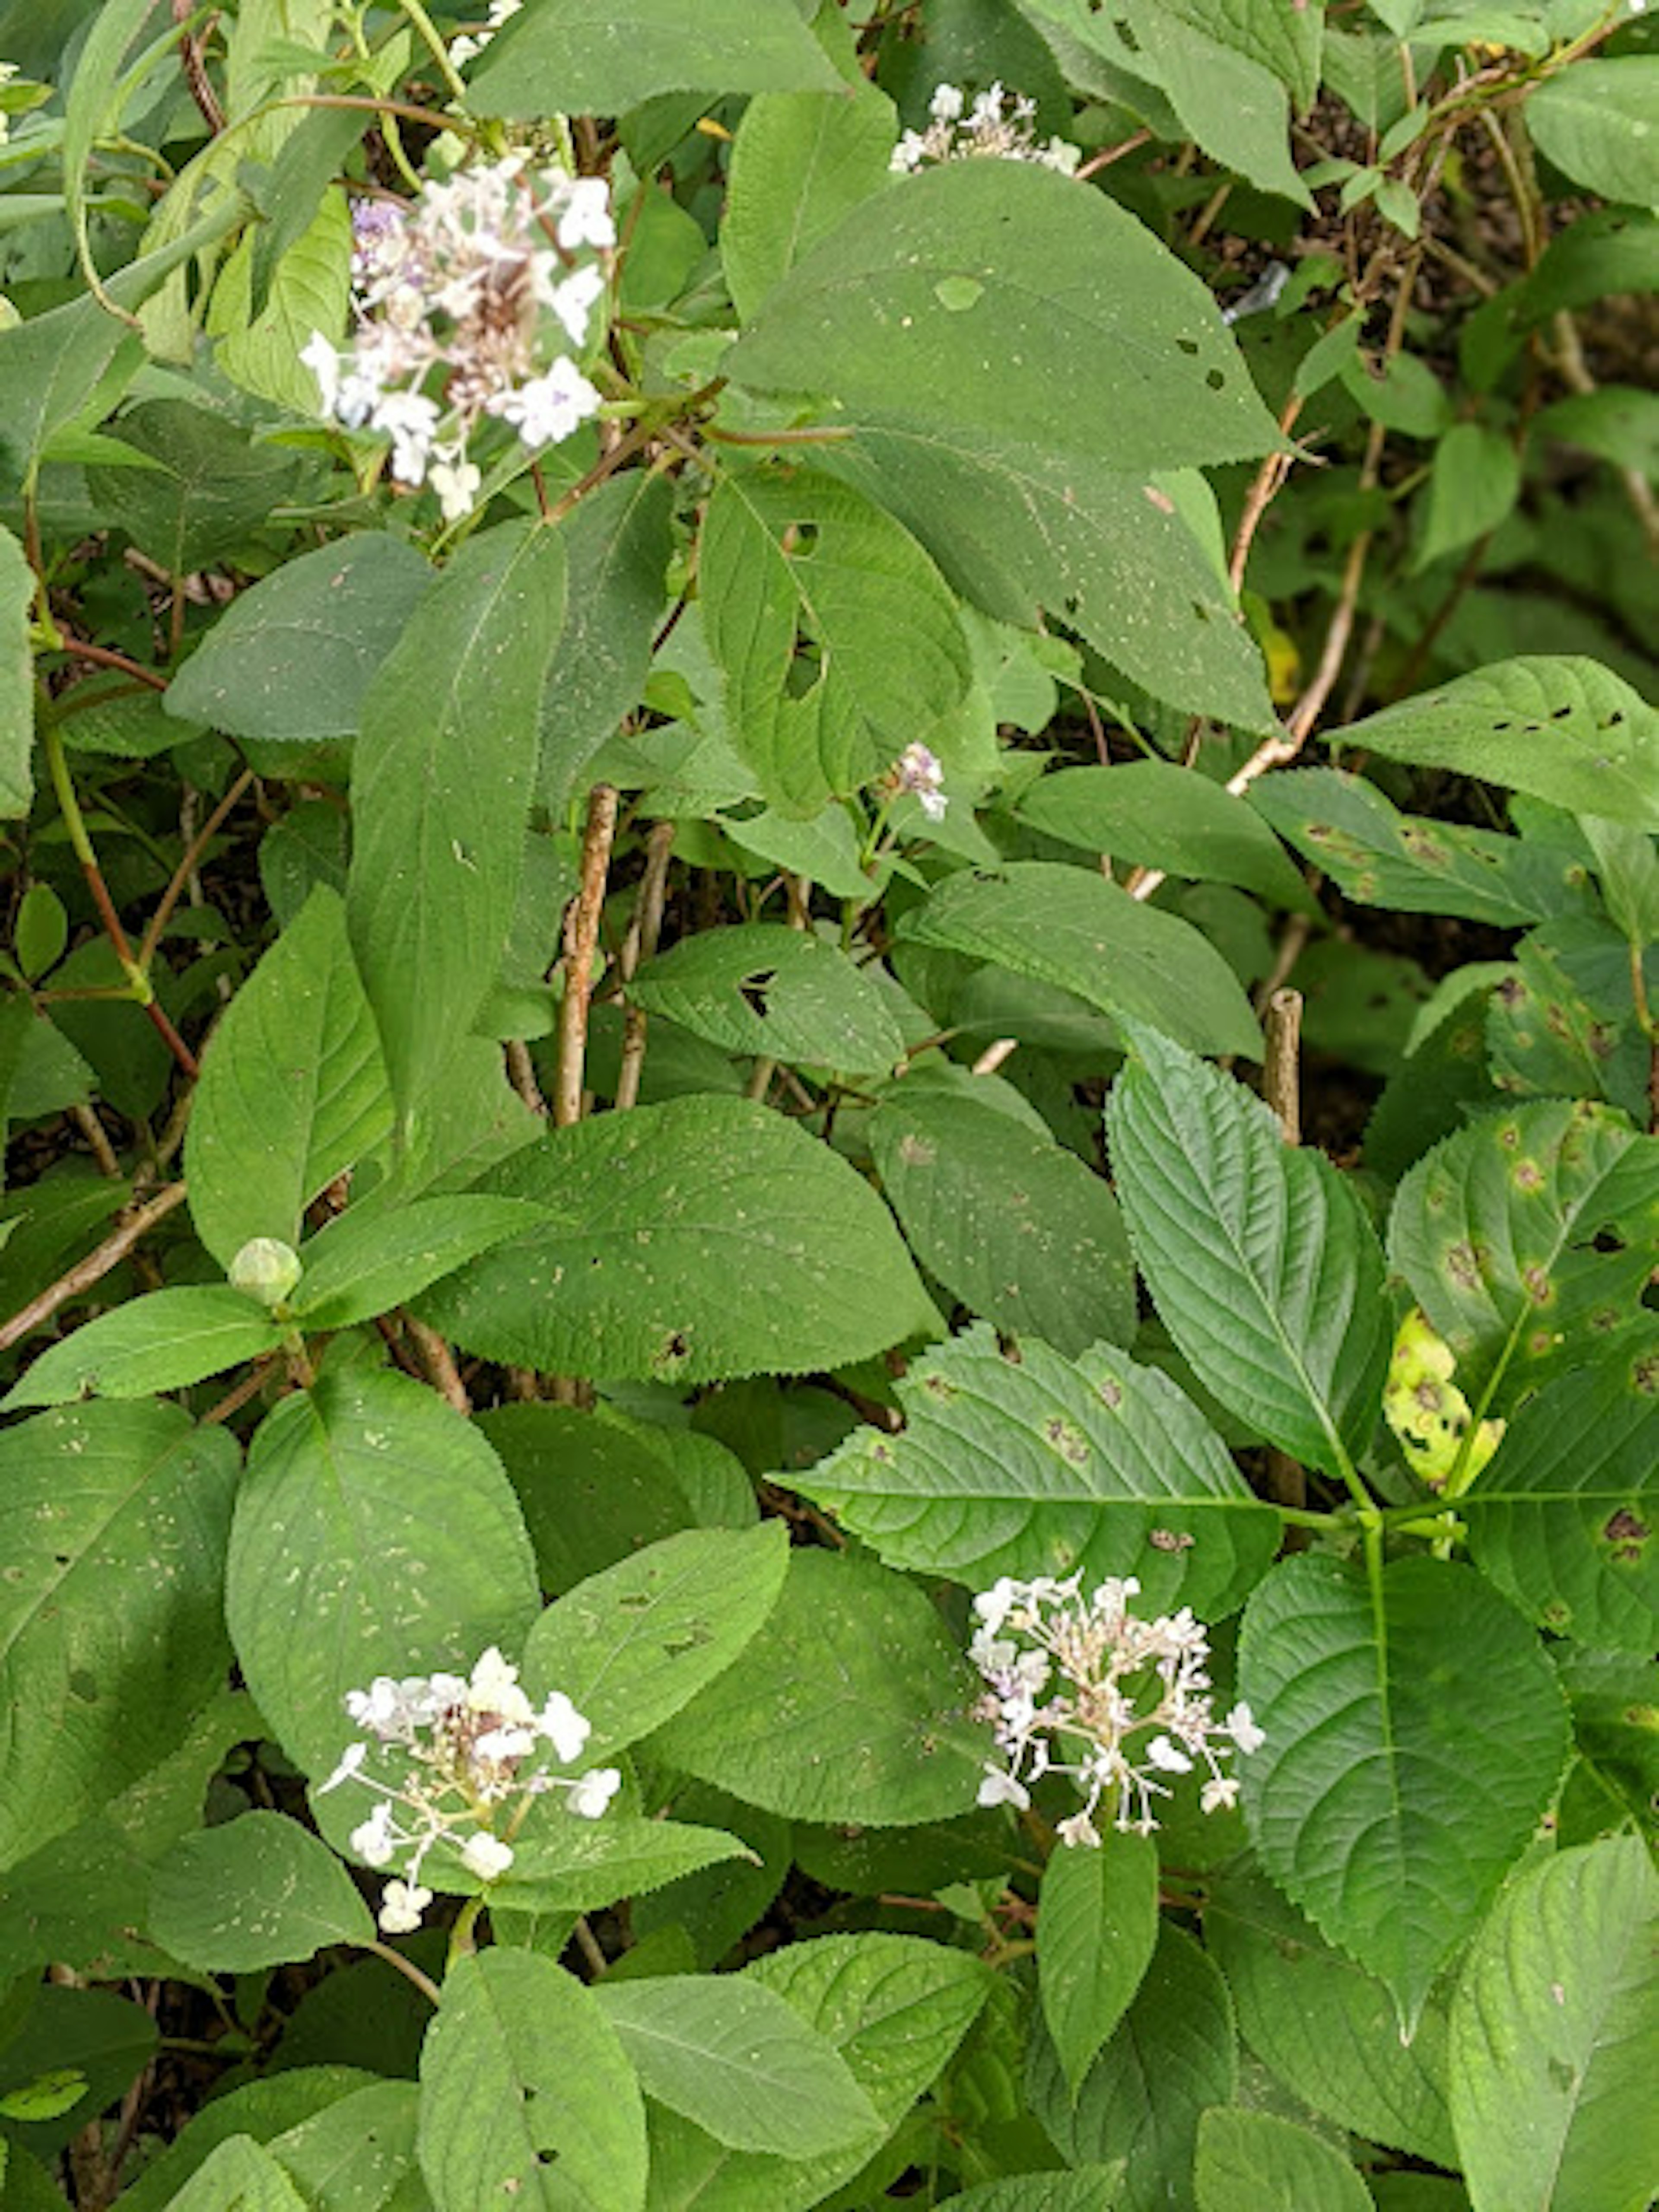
[614,819,675,1112]
[553,785,619,1127]
[402,1311,470,1415]
[1229,394,1305,594]
[78,856,200,1079]
[138,768,254,970]
[70,1101,122,1178]
[0,1182,189,1352]
[174,0,225,133]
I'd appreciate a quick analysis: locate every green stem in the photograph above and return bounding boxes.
[395,0,471,105]
[446,1894,486,1967]
[367,1938,442,2005]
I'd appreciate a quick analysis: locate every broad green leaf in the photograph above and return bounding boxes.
[629,922,906,1072]
[1387,1100,1659,1417]
[594,1979,880,2156]
[1485,920,1651,1121]
[186,885,394,1270]
[946,2177,1126,2212]
[899,864,1262,1058]
[268,2081,421,2212]
[801,1325,1280,1621]
[1107,1028,1391,1476]
[225,1365,540,1779]
[1032,1922,1236,2212]
[1205,1863,1457,2167]
[209,187,351,417]
[1538,385,1659,477]
[490,1813,750,1918]
[0,1400,238,1873]
[1459,1344,1659,1652]
[523,1522,789,1764]
[147,1812,374,1972]
[644,1933,990,2212]
[1022,764,1311,911]
[1527,58,1659,208]
[348,518,568,1120]
[727,161,1281,468]
[1332,658,1659,831]
[0,520,30,817]
[700,467,973,816]
[420,1094,935,1385]
[1150,0,1323,111]
[1449,1837,1659,2212]
[1554,1647,1659,1846]
[165,532,433,746]
[74,2069,379,2212]
[84,400,302,576]
[1039,1827,1159,2096]
[467,0,840,114]
[290,1194,541,1329]
[417,1950,647,2212]
[870,1086,1137,1354]
[1195,2106,1373,2212]
[538,471,674,810]
[1239,1553,1572,2032]
[1,1287,285,1409]
[167,2136,308,2212]
[723,83,895,324]
[0,1984,158,2162]
[1250,767,1588,927]
[825,422,1276,731]
[1415,421,1521,570]
[1120,3,1313,206]
[651,1548,984,1824]
[1580,813,1659,944]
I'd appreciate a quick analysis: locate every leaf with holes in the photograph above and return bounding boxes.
[1107,1027,1391,1476]
[1239,1553,1571,2033]
[800,1325,1280,1621]
[419,1095,935,1385]
[629,923,905,1073]
[1387,1099,1659,1417]
[699,467,973,817]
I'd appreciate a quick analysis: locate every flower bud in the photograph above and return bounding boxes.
[229,1237,302,1309]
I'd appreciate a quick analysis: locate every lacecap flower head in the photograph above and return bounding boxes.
[891,82,1081,175]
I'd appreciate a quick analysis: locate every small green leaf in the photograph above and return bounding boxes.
[1449,1837,1659,2212]
[1415,421,1521,569]
[1119,3,1313,207]
[148,1813,374,1973]
[1195,2106,1374,2212]
[491,1814,751,1919]
[1039,1827,1159,2096]
[0,521,33,819]
[629,922,906,1072]
[13,886,66,981]
[165,2136,308,2212]
[290,1194,542,1329]
[0,2071,88,2124]
[723,83,896,323]
[1,1287,286,1410]
[1022,763,1313,912]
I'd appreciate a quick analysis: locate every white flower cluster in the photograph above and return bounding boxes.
[969,1573,1264,1845]
[0,63,16,148]
[301,157,613,522]
[895,740,948,823]
[449,0,523,67]
[891,83,1081,176]
[318,1645,621,1933]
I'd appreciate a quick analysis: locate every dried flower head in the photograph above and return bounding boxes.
[318,1645,621,1933]
[891,83,1081,176]
[969,1573,1263,1843]
[302,156,613,520]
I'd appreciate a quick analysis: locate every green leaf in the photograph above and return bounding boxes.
[651,1548,984,1824]
[1250,767,1588,927]
[727,160,1281,468]
[164,532,433,747]
[629,922,906,1072]
[538,471,674,811]
[348,518,568,1120]
[1204,1862,1457,2167]
[420,1094,935,1386]
[699,467,973,816]
[417,1950,647,2212]
[1527,58,1659,208]
[1022,764,1311,910]
[723,83,896,323]
[491,1813,751,1918]
[1555,1644,1659,1847]
[899,864,1263,1059]
[1331,658,1659,831]
[1449,1837,1659,2212]
[84,401,302,576]
[945,2177,1127,2212]
[1150,0,1323,111]
[1387,1100,1659,1418]
[209,187,351,418]
[594,1979,881,2156]
[225,1365,540,1780]
[147,1813,374,1972]
[1106,1028,1390,1476]
[1195,2106,1373,2212]
[800,1325,1280,1621]
[109,2069,382,2212]
[1,1287,285,1409]
[290,1194,541,1329]
[0,1400,238,1873]
[467,0,841,114]
[0,521,31,818]
[1039,1827,1159,2097]
[523,1522,789,1765]
[643,1932,990,2212]
[268,2081,422,2212]
[166,2136,308,2212]
[186,886,393,1271]
[1580,813,1659,945]
[1459,1344,1659,1652]
[1414,421,1521,570]
[1537,385,1659,477]
[825,423,1276,731]
[0,1984,158,2162]
[869,1087,1138,1354]
[1119,3,1313,207]
[1032,1921,1236,2212]
[1239,1553,1572,2032]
